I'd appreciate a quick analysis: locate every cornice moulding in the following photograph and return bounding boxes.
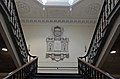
[21,18,96,24]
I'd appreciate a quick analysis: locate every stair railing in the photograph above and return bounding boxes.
[3,56,38,79]
[78,58,114,79]
[0,0,35,64]
[79,0,120,64]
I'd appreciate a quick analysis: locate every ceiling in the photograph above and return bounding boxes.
[15,0,103,19]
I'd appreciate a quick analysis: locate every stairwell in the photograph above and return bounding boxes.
[0,0,120,79]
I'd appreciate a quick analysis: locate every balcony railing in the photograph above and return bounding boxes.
[0,0,34,64]
[79,0,120,64]
[78,58,114,79]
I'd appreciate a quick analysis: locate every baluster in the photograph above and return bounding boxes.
[97,30,99,43]
[100,25,102,40]
[6,0,9,8]
[4,0,8,7]
[101,12,104,31]
[97,29,100,42]
[94,70,97,79]
[101,10,104,30]
[21,69,24,79]
[115,0,119,5]
[104,2,108,24]
[104,7,108,27]
[99,27,101,40]
[97,71,99,79]
[12,74,16,79]
[109,0,112,13]
[100,14,103,39]
[112,0,115,10]
[85,57,86,61]
[100,73,103,79]
[10,1,13,23]
[88,52,91,63]
[10,0,12,15]
[89,67,92,78]
[106,0,109,16]
[19,70,21,79]
[112,0,115,7]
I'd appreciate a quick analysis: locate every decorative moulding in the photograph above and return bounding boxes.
[16,2,30,14]
[85,3,101,15]
[46,53,69,62]
[46,26,69,62]
[21,18,96,24]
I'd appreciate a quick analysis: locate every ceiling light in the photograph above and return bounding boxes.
[43,7,45,10]
[70,7,72,11]
[2,48,8,52]
[110,50,116,54]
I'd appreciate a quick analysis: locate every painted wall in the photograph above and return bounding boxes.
[22,22,95,68]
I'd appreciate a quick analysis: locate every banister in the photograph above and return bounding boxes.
[3,56,38,79]
[78,58,115,79]
[79,0,120,64]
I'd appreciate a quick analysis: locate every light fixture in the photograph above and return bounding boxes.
[110,50,116,54]
[43,7,45,10]
[70,7,72,11]
[2,48,8,52]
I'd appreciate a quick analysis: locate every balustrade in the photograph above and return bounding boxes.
[78,58,114,79]
[0,0,34,64]
[3,57,38,79]
[79,0,120,64]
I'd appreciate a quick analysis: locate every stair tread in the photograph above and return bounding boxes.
[34,73,83,79]
[34,78,83,79]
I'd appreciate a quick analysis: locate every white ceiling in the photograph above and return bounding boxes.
[15,0,103,20]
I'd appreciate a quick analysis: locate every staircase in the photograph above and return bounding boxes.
[33,73,83,79]
[1,0,119,79]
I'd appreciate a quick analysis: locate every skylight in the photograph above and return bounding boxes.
[37,0,80,6]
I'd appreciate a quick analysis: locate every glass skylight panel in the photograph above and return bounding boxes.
[42,0,47,5]
[47,0,69,3]
[37,0,80,6]
[69,0,74,5]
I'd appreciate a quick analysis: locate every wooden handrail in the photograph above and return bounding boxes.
[3,57,38,79]
[78,58,115,79]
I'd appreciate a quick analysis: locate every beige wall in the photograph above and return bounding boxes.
[22,22,95,68]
